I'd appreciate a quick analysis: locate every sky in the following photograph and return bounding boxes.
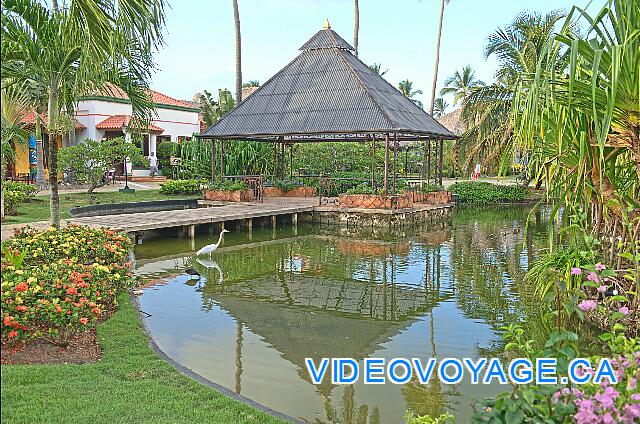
[151,0,589,113]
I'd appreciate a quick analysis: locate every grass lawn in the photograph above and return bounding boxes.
[1,293,286,424]
[3,190,201,225]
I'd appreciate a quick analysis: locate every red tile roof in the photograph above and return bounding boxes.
[20,110,86,130]
[95,114,164,133]
[96,84,198,110]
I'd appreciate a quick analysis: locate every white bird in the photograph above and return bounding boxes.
[196,229,229,257]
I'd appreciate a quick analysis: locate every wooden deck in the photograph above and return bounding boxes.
[69,197,318,233]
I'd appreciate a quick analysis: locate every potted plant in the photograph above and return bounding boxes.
[263,179,317,197]
[202,180,254,202]
[338,184,413,209]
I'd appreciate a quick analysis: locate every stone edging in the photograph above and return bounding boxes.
[128,292,302,424]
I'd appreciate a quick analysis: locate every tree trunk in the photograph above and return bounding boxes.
[353,0,359,57]
[429,0,446,115]
[232,0,242,105]
[48,89,61,228]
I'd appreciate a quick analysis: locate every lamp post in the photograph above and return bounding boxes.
[119,157,135,193]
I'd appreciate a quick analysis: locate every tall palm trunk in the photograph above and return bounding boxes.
[353,0,359,57]
[232,0,242,104]
[428,0,446,115]
[48,88,61,228]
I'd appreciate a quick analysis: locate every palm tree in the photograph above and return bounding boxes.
[1,0,166,227]
[459,10,566,176]
[232,0,242,105]
[369,63,388,76]
[432,97,449,118]
[353,0,360,57]
[398,80,423,109]
[440,65,484,106]
[428,0,451,115]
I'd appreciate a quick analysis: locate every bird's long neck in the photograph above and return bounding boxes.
[215,232,225,248]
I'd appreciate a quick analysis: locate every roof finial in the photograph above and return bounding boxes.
[323,19,331,30]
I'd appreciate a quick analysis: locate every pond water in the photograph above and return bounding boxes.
[136,205,549,423]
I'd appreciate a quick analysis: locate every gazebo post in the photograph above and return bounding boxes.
[383,133,389,195]
[371,134,376,191]
[427,138,432,183]
[289,143,293,178]
[220,140,225,180]
[279,138,285,178]
[211,138,216,183]
[438,138,444,186]
[393,133,398,194]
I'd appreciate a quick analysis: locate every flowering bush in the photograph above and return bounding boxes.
[1,225,134,343]
[159,179,205,195]
[3,180,37,215]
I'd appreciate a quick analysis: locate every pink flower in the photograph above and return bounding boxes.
[587,272,600,282]
[595,263,606,271]
[597,285,607,293]
[571,267,582,275]
[578,299,597,311]
[618,306,629,315]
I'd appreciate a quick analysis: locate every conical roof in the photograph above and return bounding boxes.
[201,24,455,141]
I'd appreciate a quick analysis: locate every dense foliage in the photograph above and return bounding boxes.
[1,226,134,343]
[59,137,144,193]
[2,180,36,215]
[206,180,248,191]
[159,179,204,195]
[450,182,526,204]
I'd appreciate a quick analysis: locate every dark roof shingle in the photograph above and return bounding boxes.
[202,26,456,141]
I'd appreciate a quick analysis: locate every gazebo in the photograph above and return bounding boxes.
[200,20,456,196]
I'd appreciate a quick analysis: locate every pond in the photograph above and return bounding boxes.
[136,205,550,423]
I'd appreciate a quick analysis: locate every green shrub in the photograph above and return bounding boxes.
[345,183,378,195]
[159,179,204,195]
[1,226,134,343]
[3,181,37,215]
[206,180,248,191]
[450,182,526,204]
[412,183,443,194]
[272,179,300,191]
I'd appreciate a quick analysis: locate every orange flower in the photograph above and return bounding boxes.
[79,317,88,325]
[16,305,28,313]
[15,282,28,292]
[8,330,18,339]
[66,286,77,295]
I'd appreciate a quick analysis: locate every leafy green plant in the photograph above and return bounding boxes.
[59,137,144,193]
[2,180,36,215]
[159,179,204,195]
[345,183,378,195]
[206,180,248,191]
[450,182,526,204]
[405,412,455,424]
[272,179,300,191]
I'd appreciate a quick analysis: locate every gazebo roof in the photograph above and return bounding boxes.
[201,22,456,142]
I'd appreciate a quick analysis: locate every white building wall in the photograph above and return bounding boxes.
[74,99,199,145]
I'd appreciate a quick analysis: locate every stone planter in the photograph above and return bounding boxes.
[408,191,452,205]
[338,193,413,209]
[202,188,255,202]
[263,186,317,197]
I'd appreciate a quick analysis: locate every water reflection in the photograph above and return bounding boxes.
[137,205,548,423]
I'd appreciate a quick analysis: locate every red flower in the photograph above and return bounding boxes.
[3,315,14,326]
[8,330,18,339]
[79,317,88,325]
[15,282,28,292]
[66,286,77,295]
[16,305,28,313]
[55,305,63,313]
[92,307,101,315]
